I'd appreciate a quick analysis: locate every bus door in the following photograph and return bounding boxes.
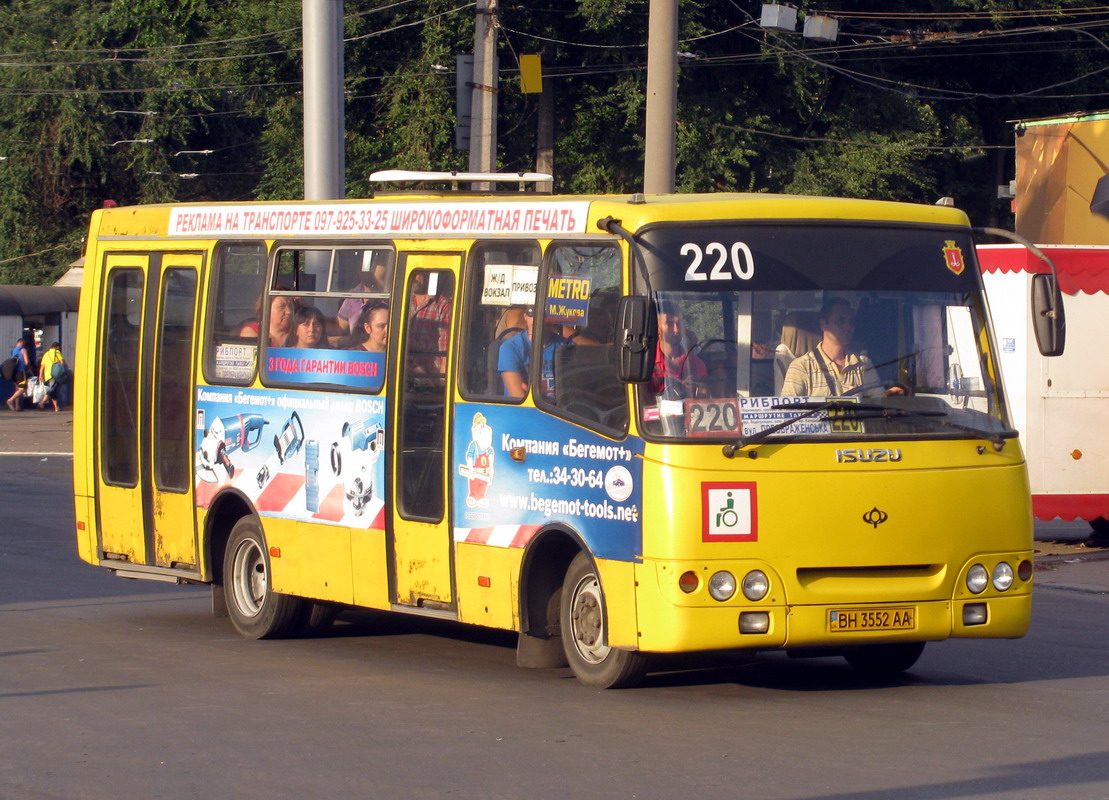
[95,252,203,575]
[390,254,460,609]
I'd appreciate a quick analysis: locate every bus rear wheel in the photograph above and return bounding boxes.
[560,552,647,689]
[223,517,305,639]
[844,642,925,676]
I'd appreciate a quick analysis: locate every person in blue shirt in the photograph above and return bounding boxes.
[6,338,33,411]
[498,307,566,399]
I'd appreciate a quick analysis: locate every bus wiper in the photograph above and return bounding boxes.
[846,406,1014,449]
[722,400,883,457]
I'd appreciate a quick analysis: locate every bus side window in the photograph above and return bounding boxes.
[544,244,628,434]
[202,241,267,387]
[459,242,541,400]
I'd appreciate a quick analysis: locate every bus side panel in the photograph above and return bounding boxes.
[254,520,352,604]
[351,526,390,610]
[594,558,638,649]
[453,542,522,630]
[451,404,644,561]
[72,215,104,565]
[74,495,99,566]
[194,386,387,604]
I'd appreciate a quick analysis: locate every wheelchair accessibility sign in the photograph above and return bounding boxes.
[702,482,757,542]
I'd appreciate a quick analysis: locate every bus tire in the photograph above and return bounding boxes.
[298,602,341,637]
[223,517,305,640]
[844,642,925,676]
[560,552,647,689]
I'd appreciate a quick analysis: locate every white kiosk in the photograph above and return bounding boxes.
[979,244,1109,531]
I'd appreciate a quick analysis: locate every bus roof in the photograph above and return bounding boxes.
[90,192,971,242]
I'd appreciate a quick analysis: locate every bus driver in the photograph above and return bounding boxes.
[780,297,903,398]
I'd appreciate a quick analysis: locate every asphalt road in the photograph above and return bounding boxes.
[2,413,1108,800]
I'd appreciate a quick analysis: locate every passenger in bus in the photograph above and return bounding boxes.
[780,297,902,397]
[349,301,389,353]
[333,266,390,344]
[650,303,707,396]
[774,311,820,394]
[288,304,329,349]
[498,307,566,398]
[240,293,298,347]
[408,271,452,374]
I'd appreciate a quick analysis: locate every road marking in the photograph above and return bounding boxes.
[0,451,74,457]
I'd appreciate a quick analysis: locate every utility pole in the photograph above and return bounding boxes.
[536,80,554,193]
[468,0,499,185]
[302,0,345,200]
[643,0,677,194]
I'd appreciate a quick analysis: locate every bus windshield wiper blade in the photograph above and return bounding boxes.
[722,400,874,457]
[851,406,1015,448]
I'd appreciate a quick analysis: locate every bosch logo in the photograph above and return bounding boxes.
[836,448,903,463]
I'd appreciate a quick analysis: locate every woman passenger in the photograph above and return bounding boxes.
[288,305,328,349]
[240,293,298,347]
[350,301,389,353]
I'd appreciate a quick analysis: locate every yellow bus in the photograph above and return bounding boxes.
[73,175,1046,688]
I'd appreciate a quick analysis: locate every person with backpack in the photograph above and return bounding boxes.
[5,337,33,411]
[37,342,66,412]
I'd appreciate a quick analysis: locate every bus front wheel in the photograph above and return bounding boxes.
[844,642,925,676]
[223,517,305,639]
[560,552,648,689]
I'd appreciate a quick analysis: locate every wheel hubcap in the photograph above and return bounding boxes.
[570,573,609,664]
[231,537,266,618]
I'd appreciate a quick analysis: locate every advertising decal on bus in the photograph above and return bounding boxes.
[264,345,386,391]
[194,386,386,528]
[452,405,644,561]
[167,202,591,238]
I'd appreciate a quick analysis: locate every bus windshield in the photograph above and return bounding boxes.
[635,222,1012,443]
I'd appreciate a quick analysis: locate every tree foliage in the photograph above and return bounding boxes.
[0,0,1106,282]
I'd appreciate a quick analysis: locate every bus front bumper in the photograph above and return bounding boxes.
[630,561,1032,654]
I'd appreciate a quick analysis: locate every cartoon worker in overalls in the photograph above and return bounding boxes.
[461,412,495,508]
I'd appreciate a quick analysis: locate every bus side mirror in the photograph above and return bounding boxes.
[1031,272,1066,357]
[616,296,656,382]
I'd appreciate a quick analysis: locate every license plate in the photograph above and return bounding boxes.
[828,607,915,632]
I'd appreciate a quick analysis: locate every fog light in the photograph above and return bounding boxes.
[742,570,770,601]
[1018,559,1033,582]
[708,571,736,601]
[966,564,988,594]
[739,611,770,634]
[963,603,987,626]
[992,562,1014,592]
[678,571,699,594]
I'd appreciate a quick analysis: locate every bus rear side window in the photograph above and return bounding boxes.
[101,268,143,487]
[154,268,198,492]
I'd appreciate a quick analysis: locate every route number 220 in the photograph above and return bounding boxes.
[681,242,755,282]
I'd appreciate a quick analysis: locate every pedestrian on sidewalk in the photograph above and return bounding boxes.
[37,341,66,412]
[5,337,33,411]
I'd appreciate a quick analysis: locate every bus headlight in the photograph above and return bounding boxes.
[708,571,736,601]
[741,570,770,601]
[966,564,989,594]
[992,562,1014,592]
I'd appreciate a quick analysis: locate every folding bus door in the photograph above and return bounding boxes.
[390,254,460,609]
[95,252,204,576]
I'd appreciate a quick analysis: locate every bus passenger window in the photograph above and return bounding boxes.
[202,241,267,387]
[331,247,394,345]
[544,244,628,433]
[458,242,541,399]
